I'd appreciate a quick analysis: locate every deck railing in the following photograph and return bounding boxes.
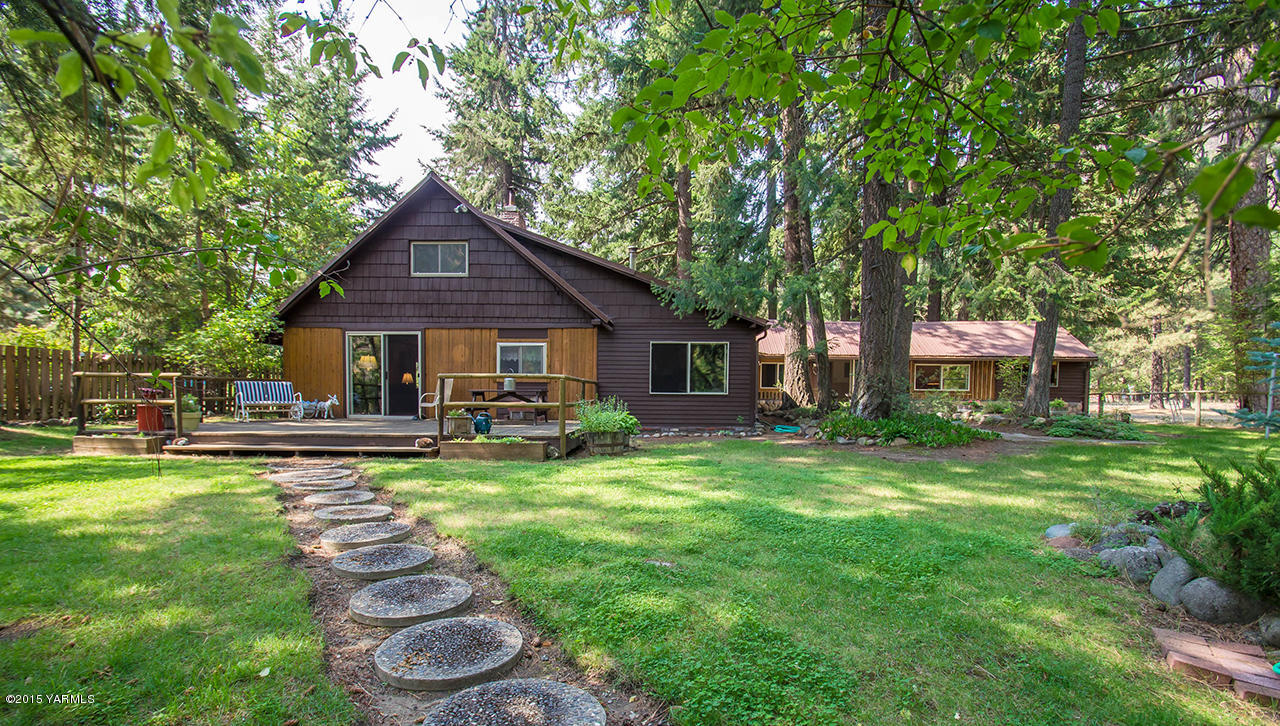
[72,371,186,437]
[435,373,599,459]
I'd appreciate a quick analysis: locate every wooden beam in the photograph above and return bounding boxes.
[558,377,567,459]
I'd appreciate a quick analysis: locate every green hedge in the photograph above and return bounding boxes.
[818,411,998,448]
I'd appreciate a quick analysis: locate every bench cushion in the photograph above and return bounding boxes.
[234,380,296,404]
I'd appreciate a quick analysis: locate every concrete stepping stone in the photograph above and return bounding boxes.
[421,679,606,726]
[266,459,343,471]
[303,490,375,506]
[314,504,393,527]
[320,521,412,552]
[332,543,434,580]
[349,574,474,626]
[289,479,358,492]
[268,468,354,483]
[374,617,523,690]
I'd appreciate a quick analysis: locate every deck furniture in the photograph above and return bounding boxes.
[469,386,550,423]
[418,378,453,419]
[233,380,303,421]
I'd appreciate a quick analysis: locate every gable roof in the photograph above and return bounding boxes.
[276,172,768,329]
[759,320,1098,361]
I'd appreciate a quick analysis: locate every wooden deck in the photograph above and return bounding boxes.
[164,417,581,457]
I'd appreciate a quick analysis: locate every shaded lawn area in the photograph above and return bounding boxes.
[0,435,355,725]
[0,424,74,456]
[365,427,1276,725]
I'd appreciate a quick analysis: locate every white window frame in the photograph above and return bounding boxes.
[1051,361,1060,388]
[913,363,971,392]
[496,342,547,375]
[410,241,469,277]
[759,361,784,389]
[649,341,729,395]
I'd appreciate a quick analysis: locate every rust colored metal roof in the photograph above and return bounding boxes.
[759,321,1098,360]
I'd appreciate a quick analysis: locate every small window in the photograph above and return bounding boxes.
[913,363,971,392]
[497,342,546,374]
[760,362,784,389]
[651,342,728,394]
[411,242,468,276]
[1019,361,1061,387]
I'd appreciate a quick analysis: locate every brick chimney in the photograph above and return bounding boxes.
[495,190,525,229]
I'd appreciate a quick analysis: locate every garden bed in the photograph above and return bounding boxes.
[438,439,547,461]
[72,433,164,455]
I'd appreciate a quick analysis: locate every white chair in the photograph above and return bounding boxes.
[419,378,453,419]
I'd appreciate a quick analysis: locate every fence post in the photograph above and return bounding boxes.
[436,375,446,441]
[558,377,567,459]
[1195,390,1202,426]
[72,373,85,434]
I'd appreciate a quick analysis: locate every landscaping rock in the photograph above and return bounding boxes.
[1046,536,1081,549]
[1089,532,1130,553]
[1149,556,1196,606]
[1179,577,1267,624]
[1031,417,1048,427]
[1098,546,1162,584]
[421,679,606,726]
[1044,523,1076,539]
[268,468,354,484]
[984,414,1006,424]
[1258,614,1280,648]
[373,617,523,690]
[331,543,434,580]
[302,490,375,506]
[320,521,412,552]
[835,436,851,444]
[313,504,393,527]
[349,574,474,626]
[890,437,909,446]
[856,436,875,446]
[1118,522,1157,536]
[266,459,343,471]
[288,479,357,492]
[1062,547,1095,562]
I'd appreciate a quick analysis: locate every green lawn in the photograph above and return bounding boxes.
[0,430,355,725]
[362,428,1277,725]
[0,424,75,456]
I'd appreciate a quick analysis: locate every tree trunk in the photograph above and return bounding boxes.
[764,142,779,320]
[779,101,813,406]
[675,164,693,280]
[1227,152,1271,410]
[1024,0,1086,419]
[925,190,947,322]
[1150,316,1165,408]
[800,208,832,410]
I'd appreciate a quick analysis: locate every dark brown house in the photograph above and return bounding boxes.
[275,173,766,427]
[758,321,1098,410]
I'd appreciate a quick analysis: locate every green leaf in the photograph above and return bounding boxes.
[714,9,735,27]
[8,28,67,45]
[125,114,162,126]
[610,106,641,131]
[170,176,192,212]
[831,9,854,41]
[1081,15,1097,37]
[204,97,239,129]
[1098,8,1120,37]
[148,36,173,78]
[430,42,447,74]
[900,252,916,275]
[151,128,176,164]
[1234,204,1280,229]
[1190,157,1257,217]
[415,58,430,88]
[975,20,1004,40]
[1110,159,1136,193]
[392,51,411,72]
[158,0,181,28]
[55,50,83,98]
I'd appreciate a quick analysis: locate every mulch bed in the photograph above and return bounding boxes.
[276,466,671,725]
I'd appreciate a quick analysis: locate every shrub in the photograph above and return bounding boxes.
[982,400,1012,414]
[1049,398,1068,410]
[577,396,640,435]
[912,393,959,417]
[817,411,999,448]
[1159,452,1280,603]
[1043,414,1152,441]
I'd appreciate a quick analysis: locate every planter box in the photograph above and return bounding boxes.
[74,435,164,455]
[446,417,472,436]
[439,440,547,462]
[179,411,201,432]
[584,431,630,455]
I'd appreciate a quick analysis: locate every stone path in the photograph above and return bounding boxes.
[261,458,609,724]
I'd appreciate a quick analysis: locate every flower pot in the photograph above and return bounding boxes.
[447,416,472,436]
[584,430,630,455]
[180,411,201,432]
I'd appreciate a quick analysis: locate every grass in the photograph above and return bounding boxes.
[0,424,74,456]
[0,428,355,725]
[363,427,1277,725]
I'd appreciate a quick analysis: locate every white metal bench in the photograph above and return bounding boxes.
[233,380,303,421]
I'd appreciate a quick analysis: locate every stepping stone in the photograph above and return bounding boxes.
[373,617,523,690]
[303,490,375,506]
[349,574,474,626]
[332,543,434,580]
[320,521,413,552]
[268,468,354,483]
[266,459,343,471]
[421,679,606,726]
[289,479,358,492]
[314,504,393,528]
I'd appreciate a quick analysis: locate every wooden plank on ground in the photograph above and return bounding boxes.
[1153,628,1280,707]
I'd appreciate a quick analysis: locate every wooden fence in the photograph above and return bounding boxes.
[1,345,258,422]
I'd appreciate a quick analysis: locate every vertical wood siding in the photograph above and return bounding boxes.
[282,327,346,417]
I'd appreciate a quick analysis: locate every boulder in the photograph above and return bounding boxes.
[889,437,909,447]
[1118,522,1157,536]
[1258,614,1280,648]
[1044,523,1076,539]
[1149,556,1196,606]
[984,414,1006,424]
[1098,546,1162,584]
[1179,577,1267,624]
[836,436,852,444]
[857,437,875,446]
[1031,417,1049,427]
[1089,532,1130,553]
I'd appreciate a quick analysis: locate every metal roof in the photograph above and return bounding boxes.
[759,320,1098,360]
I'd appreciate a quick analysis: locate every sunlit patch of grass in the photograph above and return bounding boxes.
[0,454,355,725]
[367,427,1276,726]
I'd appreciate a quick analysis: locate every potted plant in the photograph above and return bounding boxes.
[577,396,640,455]
[180,394,202,432]
[446,410,472,436]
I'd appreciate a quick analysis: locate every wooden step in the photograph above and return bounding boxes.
[164,443,438,456]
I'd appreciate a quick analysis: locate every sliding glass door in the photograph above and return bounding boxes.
[348,334,383,415]
[347,332,421,417]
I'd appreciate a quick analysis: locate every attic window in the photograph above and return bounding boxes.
[411,242,468,276]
